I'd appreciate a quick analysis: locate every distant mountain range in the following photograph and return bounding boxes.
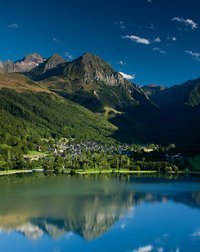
[141,84,167,97]
[0,53,46,73]
[1,52,200,153]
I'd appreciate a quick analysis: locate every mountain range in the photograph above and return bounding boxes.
[1,52,200,153]
[0,53,46,73]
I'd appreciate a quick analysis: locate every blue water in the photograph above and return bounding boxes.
[0,175,199,252]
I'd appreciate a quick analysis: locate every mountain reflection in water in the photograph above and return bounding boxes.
[0,175,135,240]
[0,175,199,252]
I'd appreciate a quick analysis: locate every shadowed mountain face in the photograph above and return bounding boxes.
[146,78,200,152]
[141,84,167,98]
[28,53,153,112]
[0,176,199,241]
[26,52,157,143]
[27,53,67,80]
[29,52,129,84]
[150,78,200,109]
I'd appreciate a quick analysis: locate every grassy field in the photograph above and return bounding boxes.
[27,151,47,156]
[72,169,158,175]
[0,170,32,176]
[0,73,49,93]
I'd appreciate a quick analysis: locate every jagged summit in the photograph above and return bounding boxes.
[0,53,46,73]
[26,52,152,112]
[41,53,66,70]
[15,53,46,72]
[15,53,44,64]
[77,52,111,67]
[80,52,99,59]
[0,60,15,73]
[142,84,167,97]
[27,53,66,80]
[0,52,66,75]
[61,52,126,86]
[1,51,153,116]
[77,52,105,62]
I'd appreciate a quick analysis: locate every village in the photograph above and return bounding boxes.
[23,139,184,169]
[24,140,136,162]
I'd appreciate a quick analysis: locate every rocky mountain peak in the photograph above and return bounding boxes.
[15,53,46,72]
[16,53,44,64]
[142,84,167,97]
[2,60,15,73]
[44,53,66,70]
[66,52,126,86]
[0,53,46,73]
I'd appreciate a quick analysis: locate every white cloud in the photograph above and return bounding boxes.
[120,223,126,229]
[172,17,198,30]
[133,245,153,252]
[119,60,127,66]
[122,35,151,45]
[123,35,162,45]
[147,0,152,3]
[9,23,19,29]
[149,23,155,29]
[191,229,200,237]
[159,50,167,54]
[154,37,161,43]
[167,37,177,41]
[119,72,135,80]
[53,37,59,43]
[185,50,200,61]
[64,51,73,60]
[65,232,74,239]
[153,47,167,54]
[153,47,160,51]
[115,20,126,30]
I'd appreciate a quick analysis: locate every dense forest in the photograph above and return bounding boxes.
[0,88,117,169]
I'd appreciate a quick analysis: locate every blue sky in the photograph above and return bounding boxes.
[0,0,200,86]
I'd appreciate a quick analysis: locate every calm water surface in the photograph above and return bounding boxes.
[0,175,200,252]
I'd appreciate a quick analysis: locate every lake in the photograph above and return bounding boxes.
[0,174,200,252]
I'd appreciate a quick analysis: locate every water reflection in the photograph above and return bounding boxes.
[0,175,135,240]
[0,175,199,251]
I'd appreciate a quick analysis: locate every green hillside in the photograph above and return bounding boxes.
[0,88,117,164]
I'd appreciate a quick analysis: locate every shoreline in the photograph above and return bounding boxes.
[0,170,33,176]
[73,170,159,175]
[0,169,200,177]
